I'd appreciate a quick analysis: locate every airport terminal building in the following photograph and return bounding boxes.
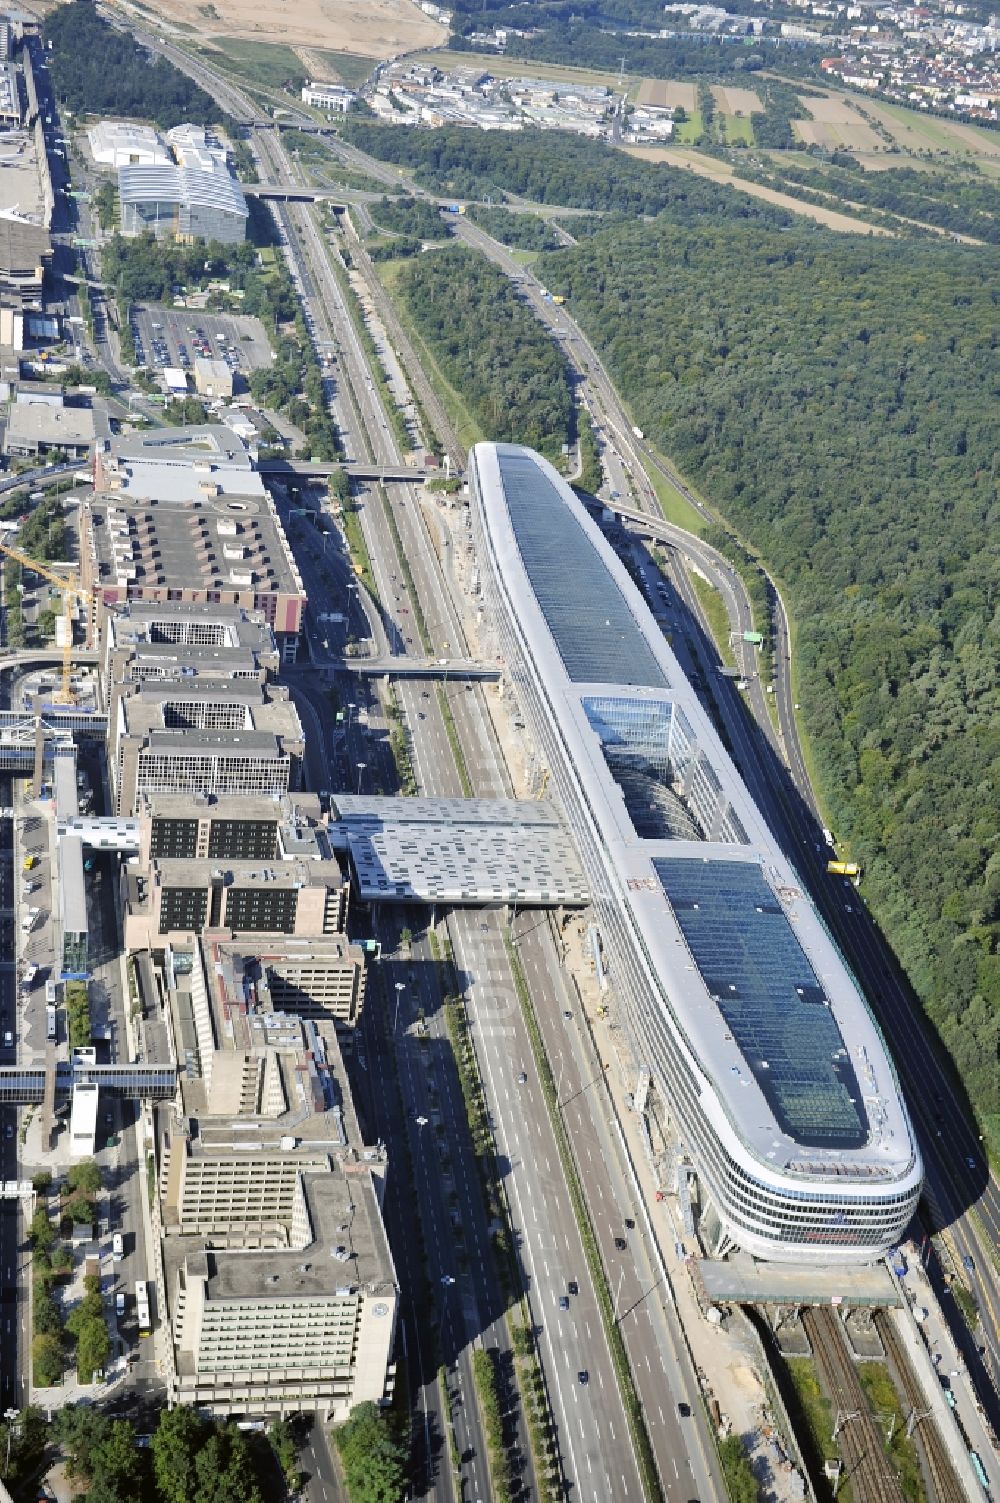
[470,442,922,1264]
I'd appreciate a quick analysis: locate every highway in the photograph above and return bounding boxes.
[58,12,1000,1478]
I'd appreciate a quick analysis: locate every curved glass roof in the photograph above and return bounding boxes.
[654,858,868,1149]
[496,446,668,688]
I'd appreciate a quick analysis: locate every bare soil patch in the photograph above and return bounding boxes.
[622,145,893,234]
[793,117,882,152]
[636,78,697,111]
[713,84,762,115]
[151,0,442,58]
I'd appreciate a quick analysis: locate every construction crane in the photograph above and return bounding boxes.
[0,538,91,703]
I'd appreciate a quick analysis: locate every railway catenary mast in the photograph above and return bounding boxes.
[469,443,921,1264]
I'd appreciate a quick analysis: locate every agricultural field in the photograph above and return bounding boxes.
[149,0,441,59]
[622,146,893,234]
[858,95,1000,161]
[636,78,696,112]
[712,84,761,115]
[793,94,883,152]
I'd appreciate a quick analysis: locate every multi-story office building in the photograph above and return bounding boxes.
[110,679,304,816]
[123,855,350,951]
[102,601,279,716]
[470,443,922,1264]
[138,790,326,866]
[165,1162,396,1420]
[84,427,306,661]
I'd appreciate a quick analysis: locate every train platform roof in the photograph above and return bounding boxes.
[695,1254,901,1308]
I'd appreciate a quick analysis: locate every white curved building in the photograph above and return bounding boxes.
[470,443,921,1264]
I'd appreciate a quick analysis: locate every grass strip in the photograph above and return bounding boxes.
[472,1348,513,1503]
[436,687,473,798]
[691,573,737,669]
[375,484,429,651]
[339,497,378,605]
[383,684,417,795]
[428,930,554,1497]
[329,231,414,454]
[503,932,664,1503]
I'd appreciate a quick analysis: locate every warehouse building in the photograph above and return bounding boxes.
[194,357,233,399]
[117,162,248,244]
[3,400,109,458]
[87,120,172,169]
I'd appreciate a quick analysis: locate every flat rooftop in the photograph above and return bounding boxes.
[107,600,278,660]
[696,1254,900,1308]
[163,1163,394,1323]
[141,853,345,891]
[330,795,587,905]
[5,402,108,447]
[88,485,303,604]
[58,834,88,935]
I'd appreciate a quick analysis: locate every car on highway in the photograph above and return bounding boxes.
[440,1274,456,1286]
[614,1236,627,1251]
[562,1009,572,1020]
[567,1280,578,1296]
[677,1401,691,1417]
[558,1295,569,1311]
[962,1255,975,1272]
[577,1370,589,1385]
[517,1071,527,1084]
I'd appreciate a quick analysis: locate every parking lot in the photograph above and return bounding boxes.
[130,305,273,388]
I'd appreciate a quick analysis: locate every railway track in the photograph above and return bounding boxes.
[876,1312,967,1503]
[803,1307,907,1503]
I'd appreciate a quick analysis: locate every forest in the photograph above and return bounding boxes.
[342,121,792,225]
[45,1,226,127]
[369,196,449,241]
[536,218,1000,1118]
[737,158,1000,243]
[395,245,573,460]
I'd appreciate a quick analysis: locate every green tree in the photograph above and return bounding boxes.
[31,1333,63,1387]
[152,1405,210,1503]
[66,1159,102,1195]
[75,1315,110,1381]
[29,1207,54,1251]
[333,1402,408,1503]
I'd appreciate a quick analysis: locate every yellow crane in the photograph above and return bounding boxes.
[0,538,91,703]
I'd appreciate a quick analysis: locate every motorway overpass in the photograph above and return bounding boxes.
[258,458,442,483]
[346,655,500,680]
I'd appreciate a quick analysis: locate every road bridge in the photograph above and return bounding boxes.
[345,656,500,681]
[259,458,441,483]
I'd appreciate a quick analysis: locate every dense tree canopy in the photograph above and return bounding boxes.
[369,195,448,240]
[539,218,1000,1115]
[397,245,573,459]
[343,121,792,224]
[46,1,226,127]
[465,204,563,252]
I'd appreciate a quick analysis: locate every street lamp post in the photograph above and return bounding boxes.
[356,761,366,795]
[394,982,405,1034]
[3,1408,19,1476]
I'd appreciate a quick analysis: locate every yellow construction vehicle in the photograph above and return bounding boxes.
[0,539,91,703]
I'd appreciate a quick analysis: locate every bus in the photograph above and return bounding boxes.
[45,1005,56,1041]
[135,1281,151,1336]
[44,979,57,1005]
